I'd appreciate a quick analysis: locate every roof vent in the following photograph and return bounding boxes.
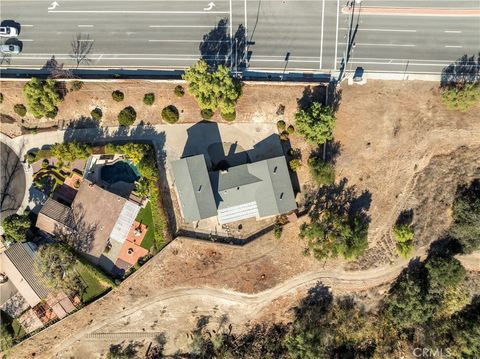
[273,166,278,173]
[198,185,202,192]
[280,192,284,200]
[128,248,134,255]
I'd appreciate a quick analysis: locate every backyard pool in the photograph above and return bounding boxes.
[100,160,140,184]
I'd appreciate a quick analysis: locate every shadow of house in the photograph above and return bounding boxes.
[200,19,247,69]
[0,142,26,222]
[441,54,480,87]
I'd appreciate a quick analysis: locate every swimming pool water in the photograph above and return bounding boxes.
[100,161,140,184]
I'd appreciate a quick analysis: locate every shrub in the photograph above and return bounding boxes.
[441,83,480,112]
[51,142,92,164]
[161,105,179,124]
[90,107,103,121]
[143,93,155,106]
[221,110,236,121]
[277,120,286,131]
[112,90,124,102]
[70,80,83,92]
[118,106,137,126]
[200,108,214,119]
[23,78,62,118]
[0,93,3,104]
[273,224,283,239]
[13,104,27,117]
[308,157,335,186]
[279,132,289,141]
[174,85,185,97]
[287,125,295,134]
[393,224,414,258]
[289,159,302,172]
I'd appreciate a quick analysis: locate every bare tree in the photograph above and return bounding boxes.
[70,33,94,68]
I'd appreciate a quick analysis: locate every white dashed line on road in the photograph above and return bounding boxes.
[19,39,34,42]
[444,45,463,48]
[444,30,462,33]
[339,28,417,32]
[78,25,94,28]
[339,43,416,47]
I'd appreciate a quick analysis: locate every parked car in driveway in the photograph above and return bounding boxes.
[0,44,20,54]
[0,26,18,38]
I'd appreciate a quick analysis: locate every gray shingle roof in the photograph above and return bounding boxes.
[4,243,49,299]
[38,198,75,229]
[172,154,296,224]
[171,155,217,223]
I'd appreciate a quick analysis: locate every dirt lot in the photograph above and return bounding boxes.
[0,80,311,138]
[4,79,480,357]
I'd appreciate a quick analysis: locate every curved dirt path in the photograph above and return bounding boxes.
[50,251,480,357]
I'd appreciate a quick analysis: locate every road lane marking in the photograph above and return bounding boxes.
[148,25,221,28]
[334,0,339,70]
[444,45,463,48]
[22,25,34,27]
[48,10,229,14]
[444,30,462,33]
[319,0,325,69]
[339,42,416,47]
[339,28,417,32]
[78,39,94,42]
[19,39,34,42]
[78,25,94,28]
[148,39,229,43]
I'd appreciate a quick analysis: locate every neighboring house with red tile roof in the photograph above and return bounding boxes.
[36,180,145,277]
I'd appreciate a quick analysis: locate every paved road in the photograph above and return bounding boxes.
[0,0,479,74]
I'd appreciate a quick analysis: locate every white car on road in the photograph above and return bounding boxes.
[0,26,18,38]
[0,44,20,54]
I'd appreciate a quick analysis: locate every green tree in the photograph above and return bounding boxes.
[0,325,13,354]
[307,157,334,186]
[301,209,368,261]
[106,344,138,359]
[2,213,31,243]
[383,266,436,328]
[34,243,84,295]
[393,224,414,258]
[426,256,466,292]
[116,143,149,165]
[449,180,480,253]
[23,78,62,118]
[295,102,336,145]
[51,142,92,164]
[182,59,241,116]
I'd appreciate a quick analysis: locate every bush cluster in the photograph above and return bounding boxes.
[90,107,103,121]
[14,104,27,117]
[277,120,286,131]
[174,85,185,97]
[70,80,84,92]
[162,105,179,124]
[441,83,480,112]
[221,110,236,122]
[200,108,214,119]
[23,78,62,119]
[307,156,335,186]
[112,90,124,102]
[289,159,302,172]
[118,106,137,126]
[143,93,155,106]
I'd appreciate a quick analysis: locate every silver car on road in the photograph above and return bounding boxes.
[0,44,20,54]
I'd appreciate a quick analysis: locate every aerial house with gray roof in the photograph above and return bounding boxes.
[171,154,297,224]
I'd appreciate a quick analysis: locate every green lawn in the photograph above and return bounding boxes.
[136,202,155,250]
[76,262,111,303]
